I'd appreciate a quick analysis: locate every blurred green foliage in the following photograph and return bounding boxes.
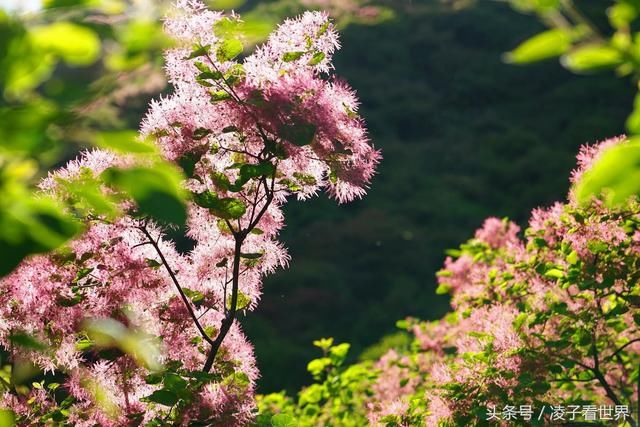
[0,0,186,276]
[256,338,377,427]
[505,0,640,132]
[504,1,640,219]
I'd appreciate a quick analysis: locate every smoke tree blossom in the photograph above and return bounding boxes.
[0,1,379,425]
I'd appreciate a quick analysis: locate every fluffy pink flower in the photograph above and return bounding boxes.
[570,135,626,185]
[474,217,520,249]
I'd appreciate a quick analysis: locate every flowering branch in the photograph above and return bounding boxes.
[138,223,214,346]
[203,169,276,373]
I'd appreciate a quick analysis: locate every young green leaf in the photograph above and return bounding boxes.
[217,39,243,62]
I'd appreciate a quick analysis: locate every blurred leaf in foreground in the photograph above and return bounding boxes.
[574,137,640,206]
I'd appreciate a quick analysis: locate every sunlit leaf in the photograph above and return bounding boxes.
[95,131,156,154]
[561,44,624,72]
[505,29,571,64]
[0,410,15,427]
[216,39,243,62]
[283,51,305,62]
[83,318,163,371]
[574,138,640,206]
[30,22,101,66]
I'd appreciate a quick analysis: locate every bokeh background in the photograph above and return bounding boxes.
[0,0,631,394]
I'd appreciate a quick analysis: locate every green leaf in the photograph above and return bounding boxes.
[0,196,81,277]
[30,22,101,66]
[95,131,156,154]
[227,291,251,310]
[627,94,640,134]
[329,343,350,365]
[145,259,162,268]
[240,162,275,180]
[505,29,571,64]
[213,16,244,38]
[194,62,212,73]
[0,409,15,427]
[435,283,451,295]
[308,51,326,66]
[574,138,640,206]
[240,252,263,259]
[58,293,83,307]
[229,161,276,191]
[101,165,187,226]
[223,371,250,389]
[217,39,243,62]
[544,268,564,279]
[279,122,317,146]
[313,337,333,350]
[163,373,188,392]
[177,152,203,178]
[9,332,47,351]
[192,191,247,219]
[198,71,223,81]
[183,288,205,304]
[561,44,624,72]
[186,44,211,60]
[307,357,331,377]
[222,126,239,133]
[210,90,232,102]
[271,414,296,427]
[193,128,212,140]
[145,373,163,385]
[609,2,638,29]
[193,191,220,209]
[282,51,305,62]
[587,240,608,254]
[75,339,94,351]
[144,389,178,406]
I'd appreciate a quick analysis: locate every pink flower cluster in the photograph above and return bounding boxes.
[143,1,380,203]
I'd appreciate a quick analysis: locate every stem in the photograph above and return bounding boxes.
[559,0,605,41]
[202,173,276,372]
[590,337,637,427]
[203,236,244,372]
[138,225,214,346]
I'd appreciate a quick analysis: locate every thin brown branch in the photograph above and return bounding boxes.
[203,236,244,372]
[138,225,214,346]
[604,338,640,362]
